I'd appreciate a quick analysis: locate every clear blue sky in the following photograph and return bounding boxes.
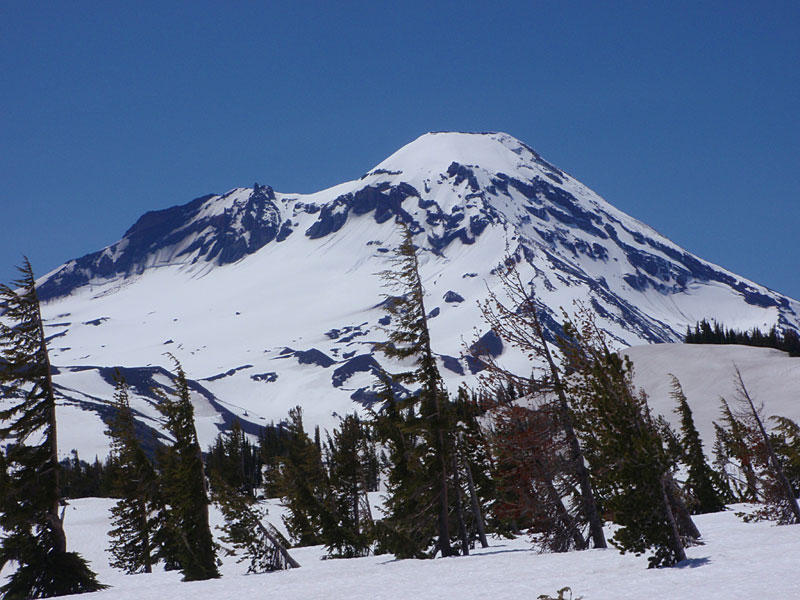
[2,1,799,301]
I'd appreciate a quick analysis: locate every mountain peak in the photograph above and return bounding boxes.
[369,131,563,183]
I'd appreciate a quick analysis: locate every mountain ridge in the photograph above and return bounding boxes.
[21,130,800,451]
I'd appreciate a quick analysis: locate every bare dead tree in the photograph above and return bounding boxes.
[475,254,606,549]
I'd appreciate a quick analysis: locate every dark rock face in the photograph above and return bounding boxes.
[39,187,282,300]
[305,183,421,239]
[251,372,278,383]
[443,291,464,303]
[469,329,503,359]
[331,354,382,388]
[277,348,335,368]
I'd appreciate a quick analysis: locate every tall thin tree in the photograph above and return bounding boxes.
[378,224,455,557]
[477,254,606,549]
[154,355,219,581]
[106,372,158,573]
[0,258,107,597]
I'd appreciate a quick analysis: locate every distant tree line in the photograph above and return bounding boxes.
[685,318,800,356]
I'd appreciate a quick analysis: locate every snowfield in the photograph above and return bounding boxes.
[42,497,800,600]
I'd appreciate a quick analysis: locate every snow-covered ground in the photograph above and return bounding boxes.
[39,497,800,600]
[625,343,800,447]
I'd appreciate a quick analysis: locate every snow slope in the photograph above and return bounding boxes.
[38,497,800,600]
[625,343,800,446]
[8,131,800,456]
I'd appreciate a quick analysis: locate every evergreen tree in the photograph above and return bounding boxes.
[206,419,261,497]
[105,372,158,574]
[477,254,606,549]
[321,413,375,558]
[154,356,219,581]
[377,224,456,557]
[211,475,300,573]
[0,258,107,597]
[670,376,728,514]
[730,368,800,524]
[560,308,698,567]
[271,406,329,547]
[713,398,760,501]
[451,387,492,549]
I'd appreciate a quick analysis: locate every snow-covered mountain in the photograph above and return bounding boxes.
[27,131,800,456]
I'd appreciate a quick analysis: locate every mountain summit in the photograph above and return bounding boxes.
[32,131,800,452]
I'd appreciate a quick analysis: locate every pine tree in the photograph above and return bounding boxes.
[560,308,698,567]
[670,376,728,514]
[206,419,262,497]
[371,378,434,558]
[377,224,456,557]
[0,258,107,597]
[713,398,760,501]
[451,387,491,549]
[105,372,158,574]
[211,474,300,573]
[154,356,219,581]
[272,406,330,547]
[730,368,800,524]
[321,413,375,558]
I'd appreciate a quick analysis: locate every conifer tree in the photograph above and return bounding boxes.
[669,376,728,514]
[377,224,456,557]
[477,254,606,549]
[105,372,158,574]
[154,356,219,581]
[560,309,698,567]
[0,258,107,598]
[371,378,434,558]
[272,406,329,547]
[211,475,300,573]
[713,398,760,501]
[206,419,261,497]
[730,368,800,524]
[321,413,375,558]
[451,387,491,549]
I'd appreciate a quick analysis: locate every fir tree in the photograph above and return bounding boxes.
[713,398,760,501]
[377,224,456,557]
[730,368,800,524]
[154,356,219,581]
[206,419,262,497]
[451,386,492,549]
[560,308,698,567]
[105,372,158,574]
[272,406,329,547]
[669,376,728,514]
[371,377,434,558]
[0,258,107,598]
[321,413,375,558]
[211,475,300,573]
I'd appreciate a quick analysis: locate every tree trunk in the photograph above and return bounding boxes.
[664,473,701,540]
[542,470,587,551]
[461,441,489,548]
[535,316,607,549]
[437,435,453,557]
[36,289,68,554]
[735,367,800,524]
[659,475,687,565]
[255,520,301,569]
[452,454,470,555]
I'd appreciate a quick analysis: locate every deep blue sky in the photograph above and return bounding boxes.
[2,2,799,300]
